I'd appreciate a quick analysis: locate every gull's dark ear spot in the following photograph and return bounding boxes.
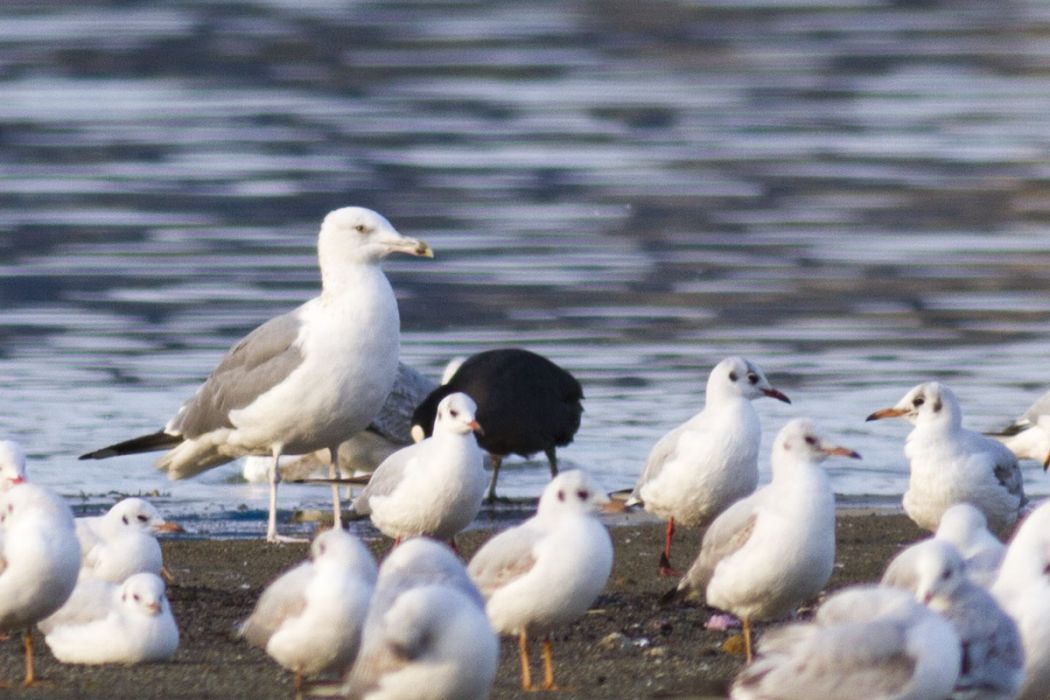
[933,399,942,412]
[557,490,566,502]
[729,371,738,382]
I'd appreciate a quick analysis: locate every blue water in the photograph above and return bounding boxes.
[3,0,1050,536]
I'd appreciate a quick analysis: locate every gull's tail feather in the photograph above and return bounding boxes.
[80,431,182,460]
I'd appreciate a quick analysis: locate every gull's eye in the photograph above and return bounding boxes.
[941,568,952,581]
[747,373,758,385]
[137,514,148,523]
[913,397,924,408]
[133,594,140,602]
[577,489,589,500]
[122,515,129,525]
[729,371,738,382]
[557,490,565,502]
[355,224,367,233]
[804,436,817,446]
[450,409,459,418]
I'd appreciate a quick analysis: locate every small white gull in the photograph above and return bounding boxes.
[344,538,497,700]
[0,440,27,491]
[42,572,178,665]
[934,502,1005,589]
[665,418,857,663]
[468,469,613,691]
[240,528,377,696]
[0,483,81,685]
[881,538,1024,700]
[627,356,790,576]
[867,382,1027,534]
[79,207,433,542]
[992,499,1050,700]
[410,348,584,503]
[76,497,180,583]
[352,392,486,547]
[731,585,961,700]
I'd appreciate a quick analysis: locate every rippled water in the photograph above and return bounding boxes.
[4,0,1050,536]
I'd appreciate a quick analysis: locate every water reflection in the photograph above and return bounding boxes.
[2,0,1050,535]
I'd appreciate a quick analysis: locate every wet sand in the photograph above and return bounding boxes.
[0,510,927,699]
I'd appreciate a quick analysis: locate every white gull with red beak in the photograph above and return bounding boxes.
[0,440,28,491]
[352,392,486,543]
[867,382,1027,534]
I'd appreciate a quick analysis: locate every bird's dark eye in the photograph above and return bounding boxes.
[913,397,924,408]
[941,569,951,581]
[122,515,129,525]
[557,490,565,502]
[729,371,738,381]
[577,489,589,500]
[137,514,148,522]
[747,373,758,384]
[804,436,817,446]
[450,410,459,418]
[355,224,367,233]
[133,594,140,602]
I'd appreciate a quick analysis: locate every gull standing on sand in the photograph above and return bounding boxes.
[881,539,1024,700]
[410,348,584,503]
[867,382,1027,534]
[992,499,1050,700]
[935,502,1005,589]
[664,419,858,663]
[989,386,1050,468]
[79,207,433,542]
[42,572,178,664]
[0,440,27,491]
[0,484,81,685]
[731,585,961,700]
[75,497,180,583]
[344,538,497,700]
[240,528,377,697]
[468,470,613,691]
[352,392,486,547]
[627,357,790,575]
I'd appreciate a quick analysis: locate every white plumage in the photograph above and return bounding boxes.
[935,502,1005,589]
[0,440,28,492]
[867,382,1027,534]
[75,497,177,583]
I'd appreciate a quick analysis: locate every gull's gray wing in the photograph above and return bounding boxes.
[985,442,1027,506]
[466,522,543,599]
[1019,388,1050,428]
[349,441,424,516]
[169,309,305,439]
[367,364,437,444]
[680,493,760,596]
[238,562,312,648]
[943,584,1024,696]
[629,421,689,502]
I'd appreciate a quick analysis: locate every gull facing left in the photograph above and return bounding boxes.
[79,207,433,542]
[867,382,1027,534]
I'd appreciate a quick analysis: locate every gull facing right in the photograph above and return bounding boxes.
[628,356,790,576]
[867,381,1027,534]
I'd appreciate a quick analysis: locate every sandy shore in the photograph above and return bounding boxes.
[0,510,929,699]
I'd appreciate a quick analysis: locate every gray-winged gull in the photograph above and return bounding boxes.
[664,419,857,663]
[80,207,433,541]
[866,382,1027,534]
[626,356,790,576]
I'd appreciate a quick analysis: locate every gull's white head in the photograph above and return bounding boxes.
[105,498,181,535]
[318,207,433,271]
[885,539,966,608]
[537,469,610,520]
[936,503,989,544]
[120,572,168,617]
[0,483,73,531]
[771,418,861,471]
[433,393,483,437]
[0,440,27,491]
[706,357,791,405]
[376,537,481,606]
[310,528,378,582]
[866,381,962,430]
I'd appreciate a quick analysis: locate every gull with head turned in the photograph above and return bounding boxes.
[628,356,790,576]
[867,381,1027,534]
[79,207,433,542]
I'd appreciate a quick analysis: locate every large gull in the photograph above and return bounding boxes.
[467,470,613,691]
[866,382,1027,534]
[988,386,1050,468]
[627,356,790,576]
[80,207,433,541]
[664,418,857,663]
[731,585,961,700]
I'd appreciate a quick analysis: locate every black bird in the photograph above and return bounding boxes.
[411,348,584,502]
